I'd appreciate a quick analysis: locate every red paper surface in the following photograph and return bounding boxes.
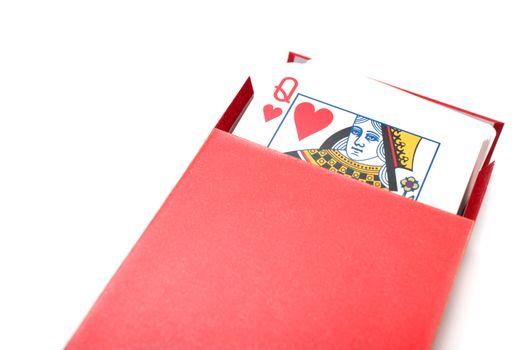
[287,51,311,63]
[67,128,473,349]
[464,161,495,221]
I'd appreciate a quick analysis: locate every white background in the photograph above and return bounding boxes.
[1,1,526,349]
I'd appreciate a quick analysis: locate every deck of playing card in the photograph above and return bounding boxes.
[66,52,503,350]
[233,60,496,214]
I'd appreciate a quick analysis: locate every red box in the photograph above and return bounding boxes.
[66,61,503,349]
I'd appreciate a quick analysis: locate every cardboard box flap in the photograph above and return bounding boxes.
[67,128,473,349]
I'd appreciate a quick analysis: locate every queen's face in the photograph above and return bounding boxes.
[346,121,383,162]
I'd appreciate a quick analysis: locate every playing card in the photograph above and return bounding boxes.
[232,63,495,214]
[269,94,440,201]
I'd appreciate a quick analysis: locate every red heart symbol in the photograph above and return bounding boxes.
[294,102,334,140]
[263,104,283,122]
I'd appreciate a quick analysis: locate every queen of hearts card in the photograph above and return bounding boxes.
[269,94,440,200]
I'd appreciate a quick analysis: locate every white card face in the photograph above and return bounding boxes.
[232,63,495,214]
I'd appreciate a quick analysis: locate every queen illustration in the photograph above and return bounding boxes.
[286,115,422,192]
